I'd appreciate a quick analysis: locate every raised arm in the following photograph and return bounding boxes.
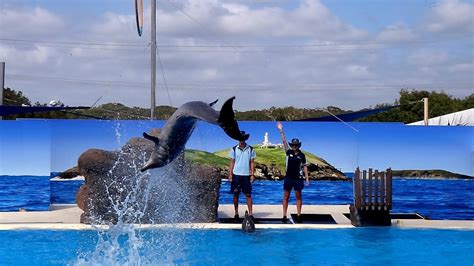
[277,121,289,152]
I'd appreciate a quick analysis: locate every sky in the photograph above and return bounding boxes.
[0,0,472,111]
[0,120,51,176]
[0,120,471,177]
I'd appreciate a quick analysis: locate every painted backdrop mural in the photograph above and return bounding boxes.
[0,120,472,213]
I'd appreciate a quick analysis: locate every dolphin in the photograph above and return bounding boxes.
[241,211,255,233]
[140,97,248,172]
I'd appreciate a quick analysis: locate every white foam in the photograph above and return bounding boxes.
[50,176,85,181]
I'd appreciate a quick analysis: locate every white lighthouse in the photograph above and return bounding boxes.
[261,132,283,149]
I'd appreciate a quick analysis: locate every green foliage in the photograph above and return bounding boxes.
[80,104,177,120]
[235,106,340,121]
[361,89,473,123]
[462,94,474,109]
[184,149,230,167]
[3,87,31,106]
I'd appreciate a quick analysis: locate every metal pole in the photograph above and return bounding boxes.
[423,97,429,126]
[0,62,5,120]
[150,0,157,120]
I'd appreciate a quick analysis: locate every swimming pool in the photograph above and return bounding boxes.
[0,228,473,265]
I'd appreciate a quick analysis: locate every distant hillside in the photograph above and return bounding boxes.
[81,104,346,121]
[392,169,473,179]
[3,87,473,122]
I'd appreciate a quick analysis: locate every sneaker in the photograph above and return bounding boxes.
[282,216,288,223]
[249,215,255,221]
[234,214,239,220]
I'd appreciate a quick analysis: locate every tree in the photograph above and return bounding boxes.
[3,87,31,106]
[361,89,472,123]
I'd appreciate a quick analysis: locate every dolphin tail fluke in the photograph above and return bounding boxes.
[218,97,248,141]
[242,210,255,233]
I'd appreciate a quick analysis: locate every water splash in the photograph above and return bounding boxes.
[75,121,198,265]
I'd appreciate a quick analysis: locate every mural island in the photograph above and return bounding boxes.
[186,145,348,181]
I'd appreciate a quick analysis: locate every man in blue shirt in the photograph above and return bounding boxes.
[228,131,256,220]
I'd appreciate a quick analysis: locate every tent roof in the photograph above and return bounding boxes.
[408,108,474,126]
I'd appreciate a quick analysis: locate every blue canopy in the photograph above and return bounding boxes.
[0,105,90,116]
[297,105,401,122]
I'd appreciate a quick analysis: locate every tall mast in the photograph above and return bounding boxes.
[150,0,157,120]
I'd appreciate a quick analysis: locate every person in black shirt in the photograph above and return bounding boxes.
[277,122,310,223]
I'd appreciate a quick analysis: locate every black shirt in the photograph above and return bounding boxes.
[285,149,306,179]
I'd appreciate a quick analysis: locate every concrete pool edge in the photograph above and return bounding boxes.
[0,222,473,230]
[0,204,473,230]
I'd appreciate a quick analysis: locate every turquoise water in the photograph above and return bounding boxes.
[0,228,472,265]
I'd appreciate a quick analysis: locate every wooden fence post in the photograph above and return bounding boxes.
[387,168,392,209]
[362,170,367,206]
[374,169,379,208]
[368,168,373,208]
[354,168,361,209]
[381,171,386,209]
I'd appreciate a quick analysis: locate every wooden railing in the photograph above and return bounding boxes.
[353,168,392,210]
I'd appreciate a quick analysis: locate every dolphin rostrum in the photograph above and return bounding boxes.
[140,97,248,172]
[242,211,255,233]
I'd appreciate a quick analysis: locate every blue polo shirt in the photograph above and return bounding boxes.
[229,144,256,176]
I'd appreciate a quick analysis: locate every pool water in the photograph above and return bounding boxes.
[0,228,472,265]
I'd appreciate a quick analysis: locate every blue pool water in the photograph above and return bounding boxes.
[1,176,473,220]
[0,228,473,265]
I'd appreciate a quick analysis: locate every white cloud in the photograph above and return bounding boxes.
[376,24,417,43]
[448,63,473,73]
[407,49,449,66]
[425,0,474,34]
[0,0,472,111]
[345,65,375,79]
[0,6,64,38]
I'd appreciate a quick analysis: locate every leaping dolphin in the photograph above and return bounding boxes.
[140,97,248,172]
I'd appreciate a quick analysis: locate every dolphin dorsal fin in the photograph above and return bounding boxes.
[209,99,218,107]
[143,132,160,145]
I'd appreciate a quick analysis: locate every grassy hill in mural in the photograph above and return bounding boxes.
[186,145,348,181]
